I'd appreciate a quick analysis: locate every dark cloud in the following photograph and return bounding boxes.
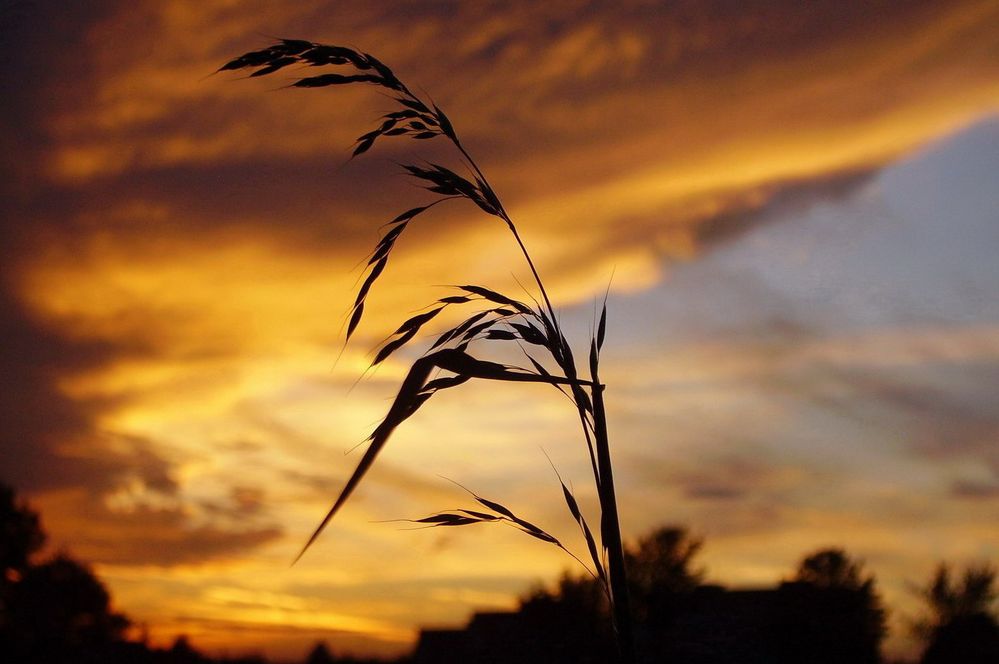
[671,459,779,504]
[694,169,876,249]
[625,449,815,509]
[684,484,745,502]
[0,1,144,494]
[86,434,176,492]
[283,459,462,508]
[0,259,278,566]
[0,362,281,567]
[27,151,421,253]
[0,286,117,491]
[200,485,268,519]
[49,497,282,567]
[338,0,953,97]
[559,166,879,274]
[950,479,999,501]
[35,461,285,566]
[0,277,176,495]
[771,361,999,465]
[0,1,128,195]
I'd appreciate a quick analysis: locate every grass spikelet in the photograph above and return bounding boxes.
[224,40,636,662]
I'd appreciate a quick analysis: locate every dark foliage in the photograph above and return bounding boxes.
[916,562,999,664]
[305,642,336,664]
[1,484,129,664]
[11,485,998,663]
[1,483,45,579]
[627,527,705,625]
[515,574,616,663]
[412,533,897,664]
[920,613,999,664]
[778,548,886,664]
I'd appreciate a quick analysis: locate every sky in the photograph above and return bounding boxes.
[1,0,998,660]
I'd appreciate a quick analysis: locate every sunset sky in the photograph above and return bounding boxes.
[2,1,998,660]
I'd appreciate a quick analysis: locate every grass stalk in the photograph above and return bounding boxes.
[592,379,635,662]
[221,40,636,662]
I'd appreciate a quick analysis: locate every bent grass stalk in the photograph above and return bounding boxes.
[221,40,635,662]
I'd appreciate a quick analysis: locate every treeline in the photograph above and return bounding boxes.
[2,484,997,663]
[0,484,386,664]
[411,528,998,663]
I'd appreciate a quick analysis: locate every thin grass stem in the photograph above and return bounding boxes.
[222,41,637,662]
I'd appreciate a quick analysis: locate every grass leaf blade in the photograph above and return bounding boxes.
[293,355,438,564]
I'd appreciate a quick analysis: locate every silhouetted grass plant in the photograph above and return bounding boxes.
[222,40,635,662]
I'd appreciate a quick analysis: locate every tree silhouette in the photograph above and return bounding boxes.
[916,562,999,664]
[1,483,47,658]
[623,527,705,662]
[412,531,894,663]
[775,548,886,664]
[483,526,703,663]
[5,554,130,662]
[515,573,615,663]
[794,548,871,590]
[304,642,336,664]
[628,527,704,594]
[0,483,45,581]
[627,526,704,620]
[1,484,131,663]
[917,562,997,627]
[164,635,209,664]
